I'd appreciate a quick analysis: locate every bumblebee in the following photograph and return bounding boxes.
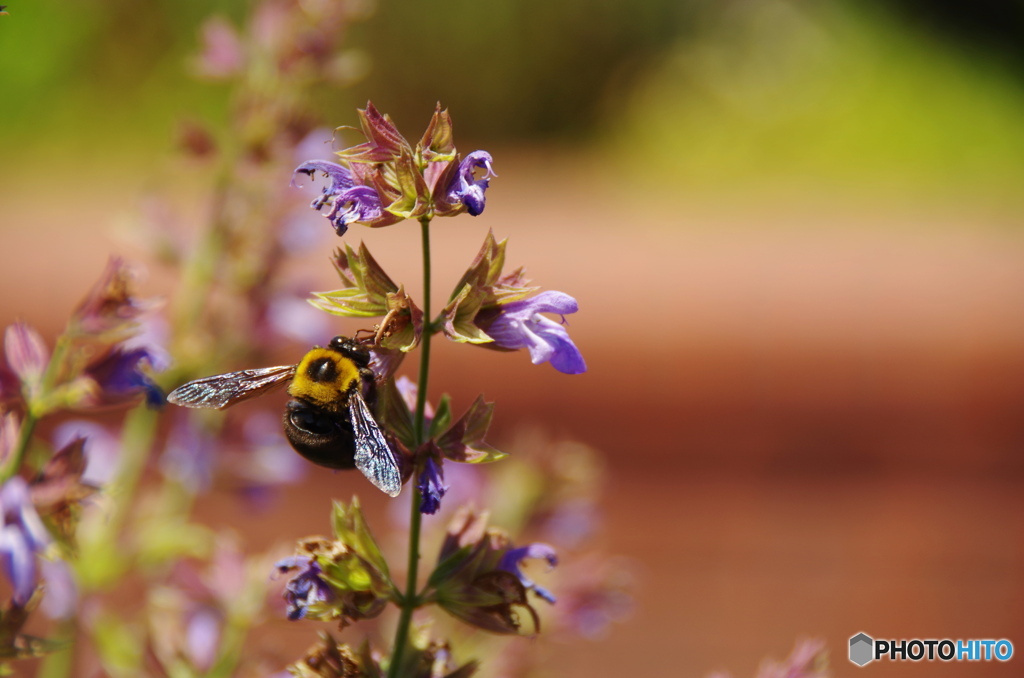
[166,336,402,497]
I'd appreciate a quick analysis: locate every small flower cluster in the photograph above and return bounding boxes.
[293,102,496,235]
[285,631,477,678]
[274,500,395,625]
[306,184,585,378]
[255,103,599,675]
[0,258,166,658]
[2,259,165,417]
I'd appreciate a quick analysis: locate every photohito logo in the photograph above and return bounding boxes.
[848,632,1013,666]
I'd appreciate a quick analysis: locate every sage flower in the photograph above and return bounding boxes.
[416,456,447,516]
[0,477,50,605]
[447,151,495,216]
[292,160,384,236]
[426,508,556,635]
[483,291,586,374]
[275,555,334,621]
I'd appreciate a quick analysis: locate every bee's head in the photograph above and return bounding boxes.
[328,336,371,367]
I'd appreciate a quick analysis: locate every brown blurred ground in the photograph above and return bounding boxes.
[2,152,1024,676]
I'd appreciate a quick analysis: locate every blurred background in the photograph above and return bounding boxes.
[2,0,1024,675]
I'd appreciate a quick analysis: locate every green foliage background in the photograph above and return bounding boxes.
[3,0,1024,202]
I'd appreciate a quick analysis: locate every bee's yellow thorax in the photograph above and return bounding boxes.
[287,347,360,410]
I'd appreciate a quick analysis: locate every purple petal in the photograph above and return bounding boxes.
[40,558,77,619]
[462,151,496,180]
[499,542,558,605]
[0,525,36,606]
[185,608,222,671]
[4,322,48,383]
[486,291,586,374]
[161,415,215,492]
[327,186,383,234]
[503,291,579,318]
[291,160,353,193]
[53,420,120,486]
[281,561,333,620]
[1,477,51,552]
[417,457,448,515]
[448,151,495,216]
[274,555,312,574]
[532,321,587,374]
[266,292,332,346]
[87,347,165,407]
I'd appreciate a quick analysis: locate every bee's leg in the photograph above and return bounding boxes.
[358,366,377,407]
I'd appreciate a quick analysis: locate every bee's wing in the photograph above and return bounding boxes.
[166,365,297,410]
[349,391,402,497]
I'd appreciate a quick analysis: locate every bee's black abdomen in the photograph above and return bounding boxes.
[283,399,356,469]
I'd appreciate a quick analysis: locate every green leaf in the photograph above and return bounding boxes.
[331,498,390,578]
[429,395,452,438]
[377,379,415,450]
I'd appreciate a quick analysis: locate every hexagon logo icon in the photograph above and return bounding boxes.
[849,633,874,666]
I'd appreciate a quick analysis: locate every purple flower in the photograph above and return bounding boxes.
[70,258,156,339]
[39,558,77,620]
[275,556,334,620]
[85,346,165,408]
[417,456,448,515]
[4,322,48,387]
[185,607,222,671]
[230,412,307,508]
[195,16,244,79]
[447,151,495,216]
[161,414,215,492]
[0,477,51,606]
[499,542,558,604]
[485,291,586,374]
[292,160,383,236]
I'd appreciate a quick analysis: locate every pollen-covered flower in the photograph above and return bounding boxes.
[273,500,395,625]
[481,291,586,374]
[424,508,556,635]
[275,555,334,621]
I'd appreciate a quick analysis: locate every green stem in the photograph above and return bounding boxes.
[105,407,160,540]
[388,217,433,677]
[413,217,433,442]
[37,621,76,678]
[0,411,36,484]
